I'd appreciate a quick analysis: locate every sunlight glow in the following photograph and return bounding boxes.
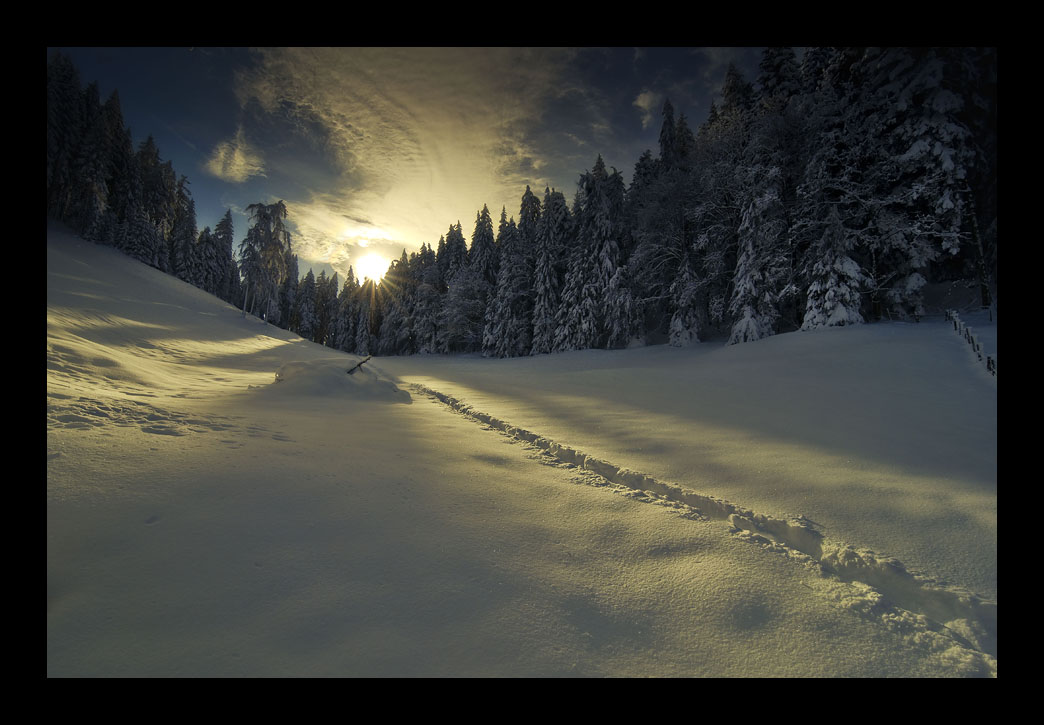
[356,253,390,282]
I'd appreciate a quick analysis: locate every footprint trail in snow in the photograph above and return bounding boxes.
[407,381,997,673]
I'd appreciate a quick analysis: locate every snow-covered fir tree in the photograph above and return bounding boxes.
[294,269,318,341]
[314,270,334,345]
[169,177,200,288]
[484,213,533,357]
[558,156,625,350]
[47,51,85,223]
[239,201,292,321]
[531,187,571,355]
[439,258,486,354]
[411,281,441,354]
[801,204,865,329]
[46,50,997,358]
[668,250,702,346]
[277,252,299,331]
[196,226,219,296]
[330,267,359,353]
[442,222,468,282]
[355,279,378,355]
[604,264,641,348]
[469,205,498,289]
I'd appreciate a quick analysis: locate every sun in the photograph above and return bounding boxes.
[356,253,390,282]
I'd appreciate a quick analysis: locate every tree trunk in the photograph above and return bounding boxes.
[965,192,992,310]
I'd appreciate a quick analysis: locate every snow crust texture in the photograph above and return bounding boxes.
[257,358,412,403]
[47,225,996,677]
[408,382,997,669]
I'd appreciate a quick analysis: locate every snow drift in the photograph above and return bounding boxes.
[254,358,411,403]
[47,224,997,677]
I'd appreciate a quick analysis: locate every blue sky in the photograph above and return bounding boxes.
[54,47,767,281]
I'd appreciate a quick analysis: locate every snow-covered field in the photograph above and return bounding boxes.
[47,223,997,677]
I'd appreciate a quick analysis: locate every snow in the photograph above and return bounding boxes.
[48,223,997,677]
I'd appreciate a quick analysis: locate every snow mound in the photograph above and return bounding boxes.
[255,358,411,403]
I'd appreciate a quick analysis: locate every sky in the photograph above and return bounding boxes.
[53,47,768,282]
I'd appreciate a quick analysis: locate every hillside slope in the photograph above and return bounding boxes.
[47,225,997,677]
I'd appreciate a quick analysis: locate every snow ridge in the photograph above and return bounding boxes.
[408,382,997,672]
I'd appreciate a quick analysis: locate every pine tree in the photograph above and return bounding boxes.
[169,176,199,286]
[531,187,571,354]
[324,272,340,347]
[658,99,677,170]
[801,205,865,329]
[239,201,292,321]
[355,279,378,355]
[469,205,498,288]
[68,82,109,239]
[485,214,532,357]
[434,235,449,292]
[313,269,331,343]
[552,157,625,351]
[443,222,468,281]
[668,251,701,346]
[605,264,641,349]
[47,51,85,222]
[214,210,238,304]
[136,139,178,271]
[278,253,299,330]
[757,47,801,114]
[98,92,138,248]
[553,244,587,352]
[438,263,486,354]
[517,185,542,257]
[411,281,441,354]
[728,183,786,344]
[294,269,318,340]
[196,226,218,295]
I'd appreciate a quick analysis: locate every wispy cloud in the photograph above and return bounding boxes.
[231,47,578,274]
[633,89,663,130]
[204,126,266,183]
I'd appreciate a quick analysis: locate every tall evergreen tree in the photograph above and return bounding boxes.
[757,47,801,114]
[668,250,702,346]
[197,226,219,295]
[214,209,239,304]
[239,201,292,320]
[469,205,498,288]
[47,51,85,222]
[68,82,109,239]
[278,252,299,330]
[801,204,865,330]
[658,99,677,170]
[442,222,468,281]
[294,269,318,341]
[531,187,571,354]
[605,264,641,349]
[554,157,625,351]
[485,214,532,357]
[169,176,199,286]
[331,268,359,353]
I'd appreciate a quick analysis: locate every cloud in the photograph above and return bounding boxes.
[204,127,266,183]
[633,89,663,130]
[232,48,578,260]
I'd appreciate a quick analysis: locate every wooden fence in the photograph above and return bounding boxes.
[945,310,996,377]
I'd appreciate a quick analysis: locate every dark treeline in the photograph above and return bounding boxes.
[46,51,242,307]
[48,48,997,358]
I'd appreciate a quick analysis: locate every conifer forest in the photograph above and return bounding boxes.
[47,48,997,357]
